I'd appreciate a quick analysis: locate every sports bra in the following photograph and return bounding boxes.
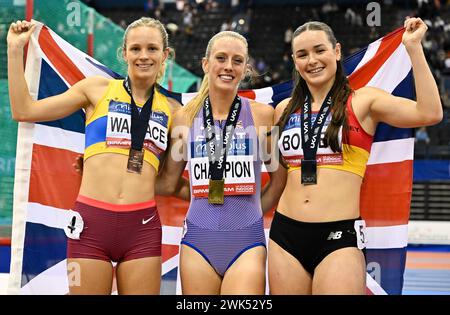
[278,94,373,178]
[84,79,172,172]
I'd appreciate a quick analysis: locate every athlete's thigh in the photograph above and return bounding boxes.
[268,240,312,295]
[116,256,161,295]
[179,244,222,295]
[67,258,113,295]
[313,247,366,295]
[221,246,266,295]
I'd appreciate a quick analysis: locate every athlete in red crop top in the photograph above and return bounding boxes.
[268,18,442,295]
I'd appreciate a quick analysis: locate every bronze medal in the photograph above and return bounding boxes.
[301,159,317,185]
[127,148,144,174]
[208,179,225,204]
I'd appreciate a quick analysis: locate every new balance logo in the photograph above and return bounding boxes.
[142,214,156,225]
[327,231,342,240]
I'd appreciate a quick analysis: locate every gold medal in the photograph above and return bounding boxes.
[208,179,225,204]
[127,148,144,174]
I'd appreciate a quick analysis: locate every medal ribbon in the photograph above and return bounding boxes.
[299,91,333,184]
[123,76,154,151]
[202,95,242,181]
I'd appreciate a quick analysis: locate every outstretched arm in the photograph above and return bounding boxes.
[7,20,96,122]
[366,17,442,128]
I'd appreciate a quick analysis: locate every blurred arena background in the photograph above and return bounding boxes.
[0,0,449,294]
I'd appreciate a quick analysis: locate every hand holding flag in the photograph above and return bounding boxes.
[8,21,417,295]
[402,17,427,47]
[7,20,37,50]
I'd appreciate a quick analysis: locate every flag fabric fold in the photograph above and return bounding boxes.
[9,22,413,295]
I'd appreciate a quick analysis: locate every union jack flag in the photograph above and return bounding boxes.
[8,22,413,295]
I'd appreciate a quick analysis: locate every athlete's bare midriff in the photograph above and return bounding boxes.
[78,153,157,204]
[277,167,362,222]
[76,78,161,204]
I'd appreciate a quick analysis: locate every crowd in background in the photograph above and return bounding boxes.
[85,0,450,155]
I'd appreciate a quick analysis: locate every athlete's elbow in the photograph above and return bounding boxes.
[11,110,29,122]
[165,183,177,196]
[10,100,35,122]
[424,108,443,126]
[156,180,176,196]
[433,106,444,124]
[12,113,37,122]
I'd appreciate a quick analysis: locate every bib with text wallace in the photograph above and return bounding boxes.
[279,110,343,167]
[106,100,168,157]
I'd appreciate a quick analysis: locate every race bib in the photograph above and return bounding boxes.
[190,137,256,198]
[64,210,84,240]
[182,219,188,239]
[106,100,168,155]
[354,219,367,250]
[279,112,343,167]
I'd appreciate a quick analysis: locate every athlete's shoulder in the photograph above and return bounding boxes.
[274,97,291,113]
[154,85,182,115]
[249,99,273,124]
[247,99,273,129]
[249,99,274,115]
[353,86,383,100]
[166,95,182,115]
[75,75,110,90]
[172,105,189,128]
[85,75,111,86]
[352,87,382,111]
[273,97,291,122]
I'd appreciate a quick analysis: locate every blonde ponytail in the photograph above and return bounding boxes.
[183,76,209,126]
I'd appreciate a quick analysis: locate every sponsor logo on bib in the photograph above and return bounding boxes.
[106,100,168,157]
[279,112,343,167]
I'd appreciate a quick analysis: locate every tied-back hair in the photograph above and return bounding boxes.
[276,21,352,153]
[183,31,249,126]
[118,17,174,83]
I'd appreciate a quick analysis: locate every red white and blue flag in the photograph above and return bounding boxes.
[8,22,413,295]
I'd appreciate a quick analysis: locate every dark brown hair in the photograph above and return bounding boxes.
[276,21,352,153]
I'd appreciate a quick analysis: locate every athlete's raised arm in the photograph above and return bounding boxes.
[7,20,103,122]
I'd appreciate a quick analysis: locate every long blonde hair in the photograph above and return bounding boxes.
[119,17,172,83]
[183,31,249,126]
